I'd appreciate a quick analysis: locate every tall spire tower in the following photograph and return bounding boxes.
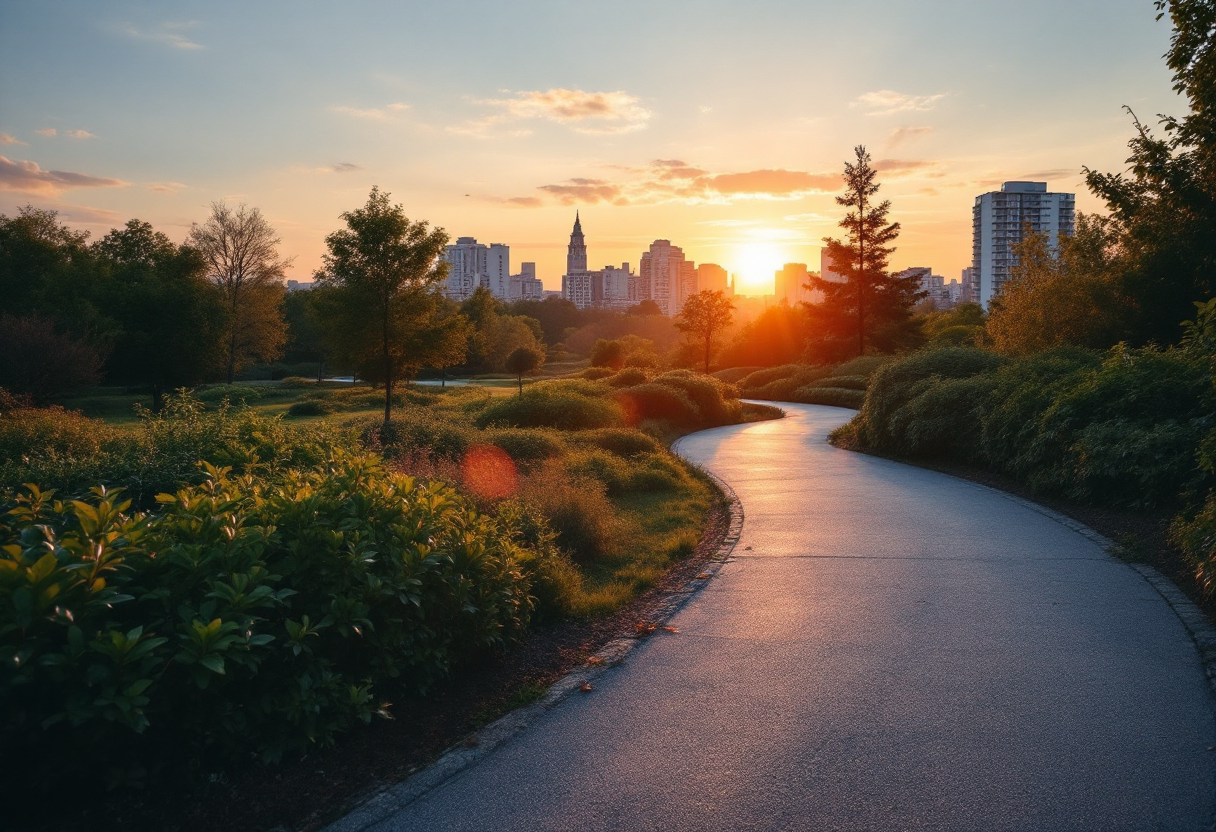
[566,211,587,274]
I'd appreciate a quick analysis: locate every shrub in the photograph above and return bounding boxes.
[606,367,650,388]
[484,428,566,464]
[474,382,623,430]
[279,376,318,388]
[195,384,265,405]
[516,458,616,560]
[792,386,866,409]
[712,366,764,384]
[581,427,663,457]
[361,412,474,461]
[855,347,1006,453]
[578,366,616,381]
[287,400,335,417]
[614,383,700,427]
[803,375,868,391]
[888,375,998,458]
[0,454,547,789]
[830,355,892,379]
[651,370,740,426]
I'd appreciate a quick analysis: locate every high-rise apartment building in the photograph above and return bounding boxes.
[972,181,1075,307]
[634,240,686,316]
[774,263,812,305]
[515,262,543,301]
[442,237,511,301]
[696,263,729,295]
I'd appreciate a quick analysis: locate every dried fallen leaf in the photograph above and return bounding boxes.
[635,621,658,637]
[696,573,712,579]
[463,737,479,748]
[586,656,605,666]
[580,682,594,693]
[662,626,679,633]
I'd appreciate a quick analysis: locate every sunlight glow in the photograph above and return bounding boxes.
[730,240,787,295]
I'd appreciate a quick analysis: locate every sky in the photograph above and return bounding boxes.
[0,0,1187,295]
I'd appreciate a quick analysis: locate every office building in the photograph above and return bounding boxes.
[634,240,687,316]
[972,181,1075,307]
[442,237,511,301]
[774,263,812,305]
[697,263,730,295]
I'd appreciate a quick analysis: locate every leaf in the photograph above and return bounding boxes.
[198,654,225,675]
[579,682,593,693]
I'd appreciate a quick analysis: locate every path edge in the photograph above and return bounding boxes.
[322,464,744,832]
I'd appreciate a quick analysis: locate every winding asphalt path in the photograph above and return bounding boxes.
[365,404,1216,831]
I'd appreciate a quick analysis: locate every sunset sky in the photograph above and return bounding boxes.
[0,1,1185,295]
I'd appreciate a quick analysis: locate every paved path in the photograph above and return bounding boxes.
[366,404,1216,831]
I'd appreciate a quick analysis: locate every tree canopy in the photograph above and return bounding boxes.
[313,187,451,425]
[676,290,735,373]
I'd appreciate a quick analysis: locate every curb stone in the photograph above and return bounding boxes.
[321,463,744,832]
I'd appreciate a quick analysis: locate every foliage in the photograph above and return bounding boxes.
[719,304,807,368]
[313,187,451,426]
[792,386,866,409]
[808,145,925,357]
[0,313,107,402]
[505,345,546,396]
[188,203,290,384]
[987,216,1129,355]
[675,289,735,373]
[0,454,549,788]
[473,381,624,431]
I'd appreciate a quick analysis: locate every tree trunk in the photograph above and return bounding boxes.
[517,373,523,397]
[383,297,392,427]
[858,192,867,358]
[316,359,324,383]
[151,382,164,413]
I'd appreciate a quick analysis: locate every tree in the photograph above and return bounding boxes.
[719,304,807,368]
[809,146,923,357]
[188,202,291,383]
[314,187,450,426]
[1077,2,1216,346]
[675,290,736,373]
[423,304,471,386]
[0,313,107,402]
[505,346,545,396]
[986,217,1128,356]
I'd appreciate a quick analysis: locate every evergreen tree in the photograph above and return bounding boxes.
[808,146,923,358]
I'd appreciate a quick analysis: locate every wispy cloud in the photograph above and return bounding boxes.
[0,134,26,145]
[146,181,188,193]
[36,128,56,137]
[59,204,123,224]
[333,102,409,122]
[873,158,943,177]
[507,159,841,207]
[65,130,96,139]
[888,126,934,148]
[503,196,543,208]
[452,88,651,137]
[115,22,204,50]
[0,156,127,195]
[852,90,947,116]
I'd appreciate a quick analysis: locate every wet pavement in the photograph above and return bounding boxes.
[362,404,1216,832]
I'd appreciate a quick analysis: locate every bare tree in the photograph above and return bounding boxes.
[188,202,292,382]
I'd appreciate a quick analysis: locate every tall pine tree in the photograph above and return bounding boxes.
[807,146,923,358]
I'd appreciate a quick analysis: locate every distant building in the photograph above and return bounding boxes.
[960,267,976,304]
[895,266,959,309]
[286,280,313,292]
[774,263,813,305]
[560,213,634,310]
[697,263,730,295]
[514,262,543,301]
[443,237,510,301]
[820,248,848,284]
[634,240,687,316]
[972,181,1075,307]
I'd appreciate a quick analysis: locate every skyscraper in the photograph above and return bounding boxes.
[442,237,510,301]
[972,181,1075,307]
[634,240,686,316]
[566,212,587,274]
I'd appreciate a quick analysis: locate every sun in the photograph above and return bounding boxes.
[731,241,787,296]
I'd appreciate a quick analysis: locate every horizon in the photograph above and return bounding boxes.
[0,0,1184,296]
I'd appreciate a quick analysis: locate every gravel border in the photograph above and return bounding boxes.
[322,469,744,832]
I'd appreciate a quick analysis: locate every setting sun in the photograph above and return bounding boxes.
[730,240,788,295]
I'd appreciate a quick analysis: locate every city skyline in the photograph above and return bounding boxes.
[0,1,1185,294]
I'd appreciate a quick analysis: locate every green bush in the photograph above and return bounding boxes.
[804,375,868,391]
[484,428,567,464]
[361,412,474,461]
[1,454,550,787]
[474,382,623,430]
[287,400,335,417]
[739,364,825,391]
[581,427,664,457]
[606,367,650,388]
[830,355,892,379]
[889,375,997,458]
[578,366,616,381]
[792,386,866,409]
[279,376,318,388]
[712,366,765,384]
[516,458,616,561]
[856,347,1006,453]
[614,383,700,426]
[651,370,740,426]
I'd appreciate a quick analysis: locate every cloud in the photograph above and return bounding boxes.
[116,23,203,50]
[852,90,947,116]
[65,130,96,139]
[698,105,713,114]
[0,156,127,195]
[888,126,933,148]
[504,196,543,208]
[873,158,939,174]
[522,159,840,207]
[539,178,623,205]
[0,134,25,145]
[36,128,56,137]
[59,204,122,224]
[453,88,651,136]
[708,169,840,197]
[333,102,409,122]
[146,181,188,193]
